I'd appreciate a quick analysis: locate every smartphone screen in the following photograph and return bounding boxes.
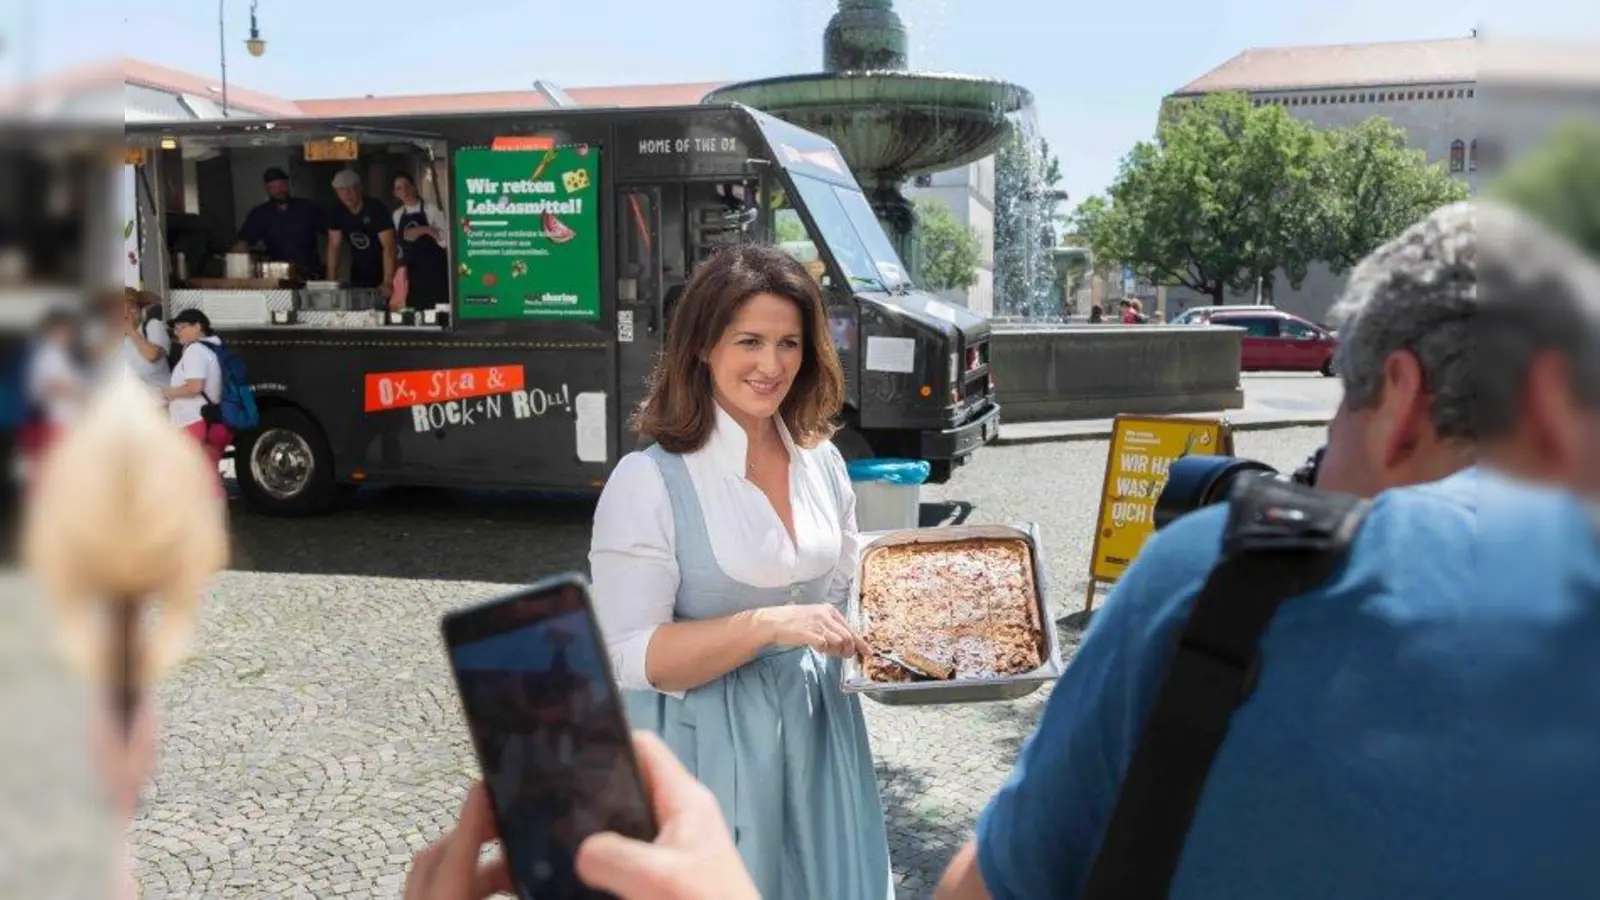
[442,574,656,899]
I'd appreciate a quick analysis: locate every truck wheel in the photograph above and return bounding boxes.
[832,425,875,462]
[234,407,338,517]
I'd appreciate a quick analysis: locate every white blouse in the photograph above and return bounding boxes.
[589,403,858,695]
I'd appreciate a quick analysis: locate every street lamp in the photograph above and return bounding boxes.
[218,0,266,117]
[246,1,267,57]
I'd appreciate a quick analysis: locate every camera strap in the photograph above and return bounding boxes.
[1081,475,1372,900]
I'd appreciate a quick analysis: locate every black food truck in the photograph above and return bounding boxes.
[125,105,999,515]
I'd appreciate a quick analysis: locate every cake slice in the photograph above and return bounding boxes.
[896,633,957,680]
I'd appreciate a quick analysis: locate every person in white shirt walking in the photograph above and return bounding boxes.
[588,244,891,900]
[161,309,231,475]
[20,308,88,476]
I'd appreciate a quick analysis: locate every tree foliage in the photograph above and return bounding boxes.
[1073,92,1469,304]
[1489,118,1600,259]
[1312,117,1469,273]
[913,197,982,292]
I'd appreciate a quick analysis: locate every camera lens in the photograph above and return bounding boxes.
[1154,456,1280,531]
[1292,445,1327,487]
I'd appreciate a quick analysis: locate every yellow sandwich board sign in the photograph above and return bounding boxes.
[1084,415,1235,612]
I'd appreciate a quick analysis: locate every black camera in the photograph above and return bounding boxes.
[1152,445,1326,531]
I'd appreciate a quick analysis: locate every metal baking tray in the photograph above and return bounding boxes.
[841,522,1062,705]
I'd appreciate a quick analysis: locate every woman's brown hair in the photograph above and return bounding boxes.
[633,243,845,454]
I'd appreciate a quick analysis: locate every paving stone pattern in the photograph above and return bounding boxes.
[103,430,1325,898]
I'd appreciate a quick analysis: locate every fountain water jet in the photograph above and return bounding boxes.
[705,0,1033,276]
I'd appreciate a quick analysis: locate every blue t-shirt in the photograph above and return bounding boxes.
[976,467,1600,899]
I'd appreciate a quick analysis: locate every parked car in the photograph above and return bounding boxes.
[1170,304,1277,325]
[1207,309,1339,375]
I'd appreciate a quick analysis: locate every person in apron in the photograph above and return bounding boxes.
[392,171,451,310]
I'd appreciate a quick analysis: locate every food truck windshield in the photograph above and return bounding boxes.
[753,112,911,293]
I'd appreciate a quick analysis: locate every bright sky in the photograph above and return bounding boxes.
[8,0,1598,214]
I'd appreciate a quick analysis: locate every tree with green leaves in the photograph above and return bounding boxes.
[912,197,981,292]
[1489,118,1600,259]
[1311,117,1469,273]
[1072,92,1324,306]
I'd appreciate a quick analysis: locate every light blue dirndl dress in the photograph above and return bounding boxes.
[621,443,895,900]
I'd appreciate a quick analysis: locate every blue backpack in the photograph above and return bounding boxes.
[197,342,260,431]
[0,340,38,431]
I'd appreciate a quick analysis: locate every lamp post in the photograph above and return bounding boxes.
[219,0,266,117]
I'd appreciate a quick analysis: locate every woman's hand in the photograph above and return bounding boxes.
[576,732,759,900]
[402,783,512,900]
[756,603,872,659]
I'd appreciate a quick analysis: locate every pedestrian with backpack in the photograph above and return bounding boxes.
[162,309,256,475]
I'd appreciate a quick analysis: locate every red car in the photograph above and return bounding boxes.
[1208,310,1339,375]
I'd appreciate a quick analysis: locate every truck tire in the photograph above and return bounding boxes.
[832,425,875,463]
[234,407,338,517]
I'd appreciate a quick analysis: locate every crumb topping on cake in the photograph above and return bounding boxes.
[858,538,1044,683]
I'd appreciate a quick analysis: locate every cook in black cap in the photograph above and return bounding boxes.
[233,166,327,278]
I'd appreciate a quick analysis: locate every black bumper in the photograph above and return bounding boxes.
[919,402,1001,462]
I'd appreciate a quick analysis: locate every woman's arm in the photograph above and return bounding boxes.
[590,454,776,698]
[161,347,207,400]
[162,379,205,400]
[429,205,450,249]
[825,443,861,609]
[126,319,166,363]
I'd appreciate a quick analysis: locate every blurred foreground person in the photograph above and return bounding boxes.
[21,369,227,899]
[19,371,553,899]
[1476,202,1600,492]
[934,200,1600,899]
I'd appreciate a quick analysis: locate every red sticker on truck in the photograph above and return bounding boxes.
[364,365,527,413]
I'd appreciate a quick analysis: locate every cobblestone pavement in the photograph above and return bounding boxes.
[11,428,1325,899]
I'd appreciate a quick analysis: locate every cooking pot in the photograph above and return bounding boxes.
[224,252,253,280]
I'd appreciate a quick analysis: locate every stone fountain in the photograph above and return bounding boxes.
[704,0,1033,269]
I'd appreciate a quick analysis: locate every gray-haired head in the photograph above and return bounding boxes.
[1328,201,1477,441]
[1474,202,1600,439]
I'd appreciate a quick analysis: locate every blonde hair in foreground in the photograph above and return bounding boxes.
[21,368,229,689]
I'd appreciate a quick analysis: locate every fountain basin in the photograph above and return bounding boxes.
[704,71,1032,182]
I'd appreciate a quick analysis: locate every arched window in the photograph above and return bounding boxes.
[1449,140,1466,173]
[1468,139,1479,171]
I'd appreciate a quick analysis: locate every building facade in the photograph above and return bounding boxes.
[905,156,998,316]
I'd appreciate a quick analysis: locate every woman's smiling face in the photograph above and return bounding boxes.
[706,292,803,427]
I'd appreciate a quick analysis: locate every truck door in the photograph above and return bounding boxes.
[616,186,665,451]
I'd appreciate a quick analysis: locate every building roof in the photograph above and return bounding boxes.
[293,81,726,118]
[124,58,305,117]
[116,57,727,120]
[1174,37,1477,96]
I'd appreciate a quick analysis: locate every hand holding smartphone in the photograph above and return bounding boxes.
[441,573,657,900]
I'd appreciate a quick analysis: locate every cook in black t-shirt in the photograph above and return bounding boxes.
[328,169,397,294]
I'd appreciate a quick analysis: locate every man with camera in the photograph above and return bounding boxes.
[926,199,1600,900]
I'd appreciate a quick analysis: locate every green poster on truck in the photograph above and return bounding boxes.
[453,145,601,321]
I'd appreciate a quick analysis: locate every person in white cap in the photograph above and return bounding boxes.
[326,168,397,300]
